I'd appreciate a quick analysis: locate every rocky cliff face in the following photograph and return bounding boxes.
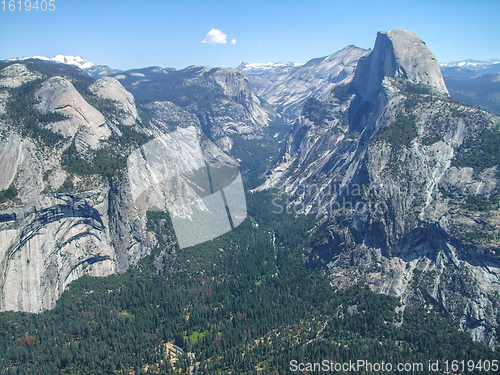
[198,67,275,145]
[0,59,241,313]
[0,63,42,89]
[262,30,500,348]
[212,68,272,131]
[112,65,276,153]
[35,76,111,150]
[0,61,147,312]
[240,46,369,120]
[236,62,304,97]
[353,30,448,103]
[89,77,138,126]
[0,191,117,312]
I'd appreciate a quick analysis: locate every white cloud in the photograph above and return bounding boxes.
[231,39,236,44]
[202,29,227,44]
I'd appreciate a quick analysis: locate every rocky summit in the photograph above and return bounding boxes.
[353,29,448,103]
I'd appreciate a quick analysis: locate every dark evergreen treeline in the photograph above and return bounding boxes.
[0,192,498,374]
[0,186,17,204]
[5,78,67,148]
[60,122,152,180]
[116,67,226,111]
[374,111,418,149]
[18,59,95,94]
[453,128,500,175]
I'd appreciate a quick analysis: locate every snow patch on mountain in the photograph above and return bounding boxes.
[51,55,95,69]
[8,55,95,69]
[238,61,304,74]
[440,59,500,68]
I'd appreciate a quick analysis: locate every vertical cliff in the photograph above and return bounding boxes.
[262,30,500,348]
[0,57,270,313]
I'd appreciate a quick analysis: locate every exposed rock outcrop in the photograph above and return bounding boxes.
[0,63,42,88]
[212,68,272,129]
[0,133,23,191]
[114,66,277,152]
[240,46,370,120]
[144,101,201,133]
[89,77,138,125]
[34,76,111,150]
[353,29,448,102]
[0,192,116,312]
[0,61,246,313]
[262,30,500,348]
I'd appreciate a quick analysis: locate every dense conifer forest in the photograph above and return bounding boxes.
[1,191,499,374]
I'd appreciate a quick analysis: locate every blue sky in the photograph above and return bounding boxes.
[0,0,499,70]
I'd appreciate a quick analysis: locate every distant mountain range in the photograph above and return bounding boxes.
[440,59,500,77]
[239,56,500,116]
[238,46,370,120]
[6,55,500,116]
[436,59,500,115]
[237,61,304,74]
[7,54,122,79]
[8,53,499,79]
[7,54,95,69]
